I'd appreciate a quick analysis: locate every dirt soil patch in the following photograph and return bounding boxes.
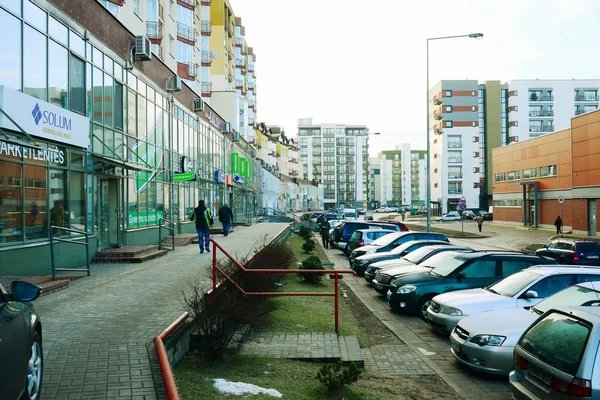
[359,375,460,400]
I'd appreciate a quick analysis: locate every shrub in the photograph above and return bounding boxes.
[317,362,362,394]
[299,255,324,283]
[302,239,315,253]
[298,225,312,240]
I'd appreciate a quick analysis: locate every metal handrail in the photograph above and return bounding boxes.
[159,217,176,250]
[49,225,91,281]
[209,238,356,333]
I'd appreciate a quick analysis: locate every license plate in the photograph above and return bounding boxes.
[427,312,433,321]
[588,255,599,259]
[529,365,552,385]
[450,340,461,354]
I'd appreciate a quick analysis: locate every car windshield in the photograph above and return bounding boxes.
[576,242,600,252]
[533,283,600,315]
[420,252,466,276]
[487,270,543,297]
[403,246,440,263]
[368,232,402,247]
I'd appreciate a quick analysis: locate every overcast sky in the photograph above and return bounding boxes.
[229,0,600,155]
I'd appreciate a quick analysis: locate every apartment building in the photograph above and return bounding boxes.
[367,157,381,209]
[379,145,426,208]
[506,79,600,143]
[297,119,370,210]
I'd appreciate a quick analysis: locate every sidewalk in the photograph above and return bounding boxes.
[35,223,290,400]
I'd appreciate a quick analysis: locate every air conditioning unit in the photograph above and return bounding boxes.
[221,122,231,133]
[193,98,204,112]
[251,148,257,158]
[166,76,182,92]
[232,132,240,142]
[134,36,152,61]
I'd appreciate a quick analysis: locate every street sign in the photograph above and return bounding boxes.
[558,196,565,204]
[459,202,467,211]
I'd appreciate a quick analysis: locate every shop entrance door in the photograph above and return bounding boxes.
[99,178,121,249]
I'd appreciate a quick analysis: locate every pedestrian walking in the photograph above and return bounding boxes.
[475,215,484,232]
[554,216,563,235]
[319,217,331,249]
[218,203,234,236]
[190,200,214,253]
[401,211,406,222]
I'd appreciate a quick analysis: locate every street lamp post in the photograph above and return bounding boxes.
[426,33,483,232]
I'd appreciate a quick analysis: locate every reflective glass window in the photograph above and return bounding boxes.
[24,0,45,33]
[127,89,136,137]
[23,24,47,101]
[24,164,48,241]
[70,171,85,231]
[114,81,123,130]
[70,55,85,114]
[104,73,113,127]
[0,0,21,16]
[0,160,23,244]
[48,16,67,45]
[0,8,22,91]
[48,39,68,109]
[93,46,103,68]
[69,30,85,56]
[92,66,103,123]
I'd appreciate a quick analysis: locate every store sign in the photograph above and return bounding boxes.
[233,175,245,184]
[214,169,226,183]
[0,139,66,164]
[173,171,196,182]
[0,86,90,148]
[128,210,164,228]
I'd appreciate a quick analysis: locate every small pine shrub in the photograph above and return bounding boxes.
[317,362,362,394]
[299,255,324,283]
[302,239,315,253]
[298,226,312,240]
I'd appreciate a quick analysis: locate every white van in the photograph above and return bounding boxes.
[343,208,358,220]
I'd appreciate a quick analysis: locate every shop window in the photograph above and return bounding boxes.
[0,161,23,244]
[25,165,50,241]
[104,73,114,127]
[0,9,22,91]
[114,82,124,130]
[127,89,137,137]
[138,96,147,139]
[70,55,86,114]
[70,171,85,231]
[24,25,47,101]
[92,67,103,124]
[127,178,163,228]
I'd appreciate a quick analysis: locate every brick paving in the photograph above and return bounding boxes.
[34,223,290,400]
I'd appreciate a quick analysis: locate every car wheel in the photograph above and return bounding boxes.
[558,257,566,264]
[417,295,434,320]
[26,331,43,400]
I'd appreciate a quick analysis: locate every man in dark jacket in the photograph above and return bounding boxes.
[218,204,234,236]
[319,217,331,249]
[190,200,213,253]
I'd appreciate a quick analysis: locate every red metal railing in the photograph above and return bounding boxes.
[153,312,189,400]
[209,238,356,333]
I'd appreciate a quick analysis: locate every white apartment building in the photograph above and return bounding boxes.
[368,157,381,209]
[506,79,600,143]
[379,145,427,208]
[297,118,370,210]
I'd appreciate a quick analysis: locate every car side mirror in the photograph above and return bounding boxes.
[524,290,538,299]
[401,251,408,256]
[456,272,466,282]
[10,281,41,302]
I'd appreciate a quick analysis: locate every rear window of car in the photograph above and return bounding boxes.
[519,311,591,375]
[372,223,401,231]
[575,242,600,252]
[350,231,361,240]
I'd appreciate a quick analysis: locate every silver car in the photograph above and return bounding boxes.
[450,279,600,376]
[427,266,595,334]
[510,306,600,399]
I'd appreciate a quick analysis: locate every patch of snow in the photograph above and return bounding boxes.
[418,347,436,356]
[213,378,283,398]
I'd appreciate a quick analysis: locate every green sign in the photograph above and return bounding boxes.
[173,171,196,182]
[231,153,239,174]
[240,157,247,177]
[247,161,252,179]
[128,210,164,228]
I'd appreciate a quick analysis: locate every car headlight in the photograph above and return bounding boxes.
[397,285,417,294]
[439,306,463,316]
[470,335,506,347]
[365,249,376,255]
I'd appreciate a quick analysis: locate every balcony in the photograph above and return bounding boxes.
[448,188,463,194]
[201,51,212,66]
[248,81,255,90]
[177,0,195,10]
[248,63,255,72]
[576,106,598,115]
[235,79,244,89]
[575,94,599,101]
[433,111,443,120]
[529,93,553,102]
[248,116,255,125]
[447,141,462,148]
[529,125,554,133]
[249,100,256,109]
[236,57,245,67]
[433,96,443,105]
[448,174,463,179]
[448,158,462,163]
[201,20,212,36]
[146,21,162,42]
[235,37,244,47]
[201,0,211,4]
[177,22,197,44]
[177,62,197,80]
[158,3,164,21]
[434,127,442,135]
[201,81,212,97]
[229,23,235,37]
[529,110,554,117]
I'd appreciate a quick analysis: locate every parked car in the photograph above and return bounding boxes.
[450,276,600,376]
[347,229,397,255]
[0,280,43,400]
[482,213,493,221]
[535,238,600,265]
[362,244,473,282]
[462,210,476,220]
[436,211,461,222]
[387,251,556,319]
[330,221,404,253]
[349,231,448,267]
[363,214,374,221]
[352,239,453,276]
[427,265,600,334]
[510,306,600,399]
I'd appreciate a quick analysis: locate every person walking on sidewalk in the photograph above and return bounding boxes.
[190,200,214,253]
[554,216,563,235]
[475,215,484,232]
[319,217,331,249]
[218,203,234,236]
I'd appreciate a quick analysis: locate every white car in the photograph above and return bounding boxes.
[449,271,600,376]
[436,211,461,222]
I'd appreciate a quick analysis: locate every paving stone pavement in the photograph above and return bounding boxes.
[34,223,290,400]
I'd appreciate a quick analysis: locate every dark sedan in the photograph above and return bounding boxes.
[536,238,600,265]
[1,280,43,400]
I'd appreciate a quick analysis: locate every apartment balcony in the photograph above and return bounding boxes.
[529,125,554,133]
[146,21,162,42]
[201,20,212,36]
[575,94,599,101]
[241,45,247,55]
[235,79,244,89]
[434,127,442,135]
[448,189,463,194]
[235,37,243,47]
[576,106,598,115]
[248,99,256,107]
[236,57,245,67]
[248,81,255,90]
[529,93,553,102]
[433,111,443,120]
[201,81,212,97]
[448,174,463,179]
[248,63,255,72]
[433,96,443,105]
[201,0,211,5]
[177,62,198,80]
[177,22,198,44]
[291,157,298,163]
[227,67,234,81]
[200,51,212,67]
[447,141,462,148]
[177,0,195,10]
[248,116,255,125]
[529,110,554,117]
[448,158,462,163]
[229,22,235,37]
[158,3,164,21]
[290,170,299,177]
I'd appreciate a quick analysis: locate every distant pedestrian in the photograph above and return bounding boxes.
[475,215,484,232]
[401,212,406,222]
[554,216,563,235]
[190,200,214,253]
[320,217,331,249]
[218,203,234,236]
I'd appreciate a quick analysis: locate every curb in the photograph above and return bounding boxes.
[153,312,189,400]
